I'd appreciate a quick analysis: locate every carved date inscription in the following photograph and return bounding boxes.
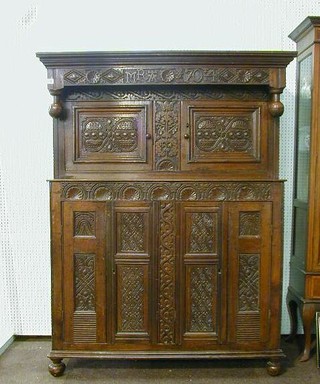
[64,67,269,86]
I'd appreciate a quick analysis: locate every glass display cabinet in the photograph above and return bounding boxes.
[287,16,320,362]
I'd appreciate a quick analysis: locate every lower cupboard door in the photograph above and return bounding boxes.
[179,202,223,345]
[227,202,272,347]
[62,201,108,346]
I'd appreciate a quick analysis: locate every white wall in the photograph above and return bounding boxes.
[1,0,320,343]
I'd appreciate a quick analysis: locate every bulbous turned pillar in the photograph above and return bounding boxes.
[49,89,63,118]
[268,88,284,117]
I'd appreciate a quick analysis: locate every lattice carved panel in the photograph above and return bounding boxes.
[118,266,145,332]
[189,212,217,254]
[238,254,260,312]
[74,254,96,311]
[119,213,145,253]
[188,265,217,333]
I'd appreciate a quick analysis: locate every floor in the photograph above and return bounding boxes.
[0,337,319,383]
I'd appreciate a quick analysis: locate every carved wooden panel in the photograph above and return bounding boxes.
[189,212,217,254]
[74,253,96,311]
[62,201,107,345]
[181,203,221,341]
[62,66,270,86]
[116,265,149,335]
[74,102,150,164]
[182,101,261,168]
[186,265,217,333]
[74,212,96,237]
[154,101,180,171]
[119,213,145,253]
[239,212,261,236]
[158,202,176,344]
[228,203,272,345]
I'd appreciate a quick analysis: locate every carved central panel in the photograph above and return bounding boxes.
[239,212,261,236]
[74,212,96,236]
[183,102,261,167]
[195,116,252,153]
[81,116,138,153]
[73,102,150,166]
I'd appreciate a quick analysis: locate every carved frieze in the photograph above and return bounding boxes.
[65,87,269,102]
[63,66,270,86]
[61,181,272,202]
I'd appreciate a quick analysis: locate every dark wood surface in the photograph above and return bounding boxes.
[287,16,320,362]
[38,51,295,377]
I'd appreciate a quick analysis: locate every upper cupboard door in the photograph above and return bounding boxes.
[64,101,153,174]
[181,101,269,176]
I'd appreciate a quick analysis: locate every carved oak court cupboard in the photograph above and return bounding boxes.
[287,17,320,362]
[37,51,295,376]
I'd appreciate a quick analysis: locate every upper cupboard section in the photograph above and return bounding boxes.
[60,92,269,179]
[37,51,296,179]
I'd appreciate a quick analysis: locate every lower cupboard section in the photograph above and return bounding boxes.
[51,192,280,352]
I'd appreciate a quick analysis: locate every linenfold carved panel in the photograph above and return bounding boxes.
[61,181,273,201]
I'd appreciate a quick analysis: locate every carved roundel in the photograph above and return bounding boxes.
[92,186,113,200]
[235,184,256,200]
[64,186,85,200]
[177,186,198,200]
[206,185,228,200]
[149,186,171,200]
[121,186,143,200]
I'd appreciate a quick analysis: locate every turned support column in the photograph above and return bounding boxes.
[49,89,63,118]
